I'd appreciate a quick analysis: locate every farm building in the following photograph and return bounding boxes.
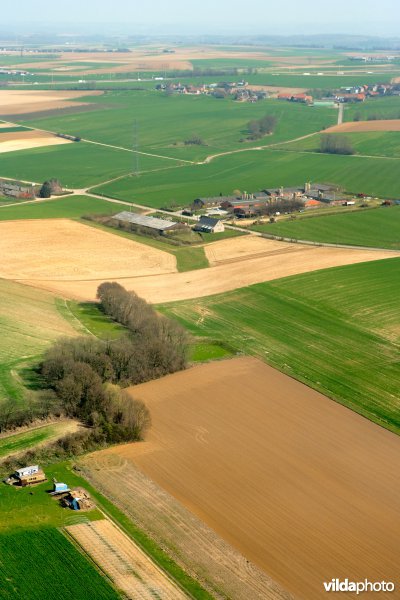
[193,216,225,233]
[0,179,38,199]
[221,198,268,217]
[192,196,238,210]
[9,465,47,487]
[112,211,188,235]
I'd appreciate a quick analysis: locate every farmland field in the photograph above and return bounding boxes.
[92,356,400,600]
[252,205,400,249]
[18,236,397,302]
[0,528,121,600]
[0,195,122,220]
[93,148,400,208]
[278,128,400,158]
[0,279,76,407]
[20,92,337,161]
[0,219,176,281]
[0,141,172,187]
[0,420,81,458]
[160,257,400,432]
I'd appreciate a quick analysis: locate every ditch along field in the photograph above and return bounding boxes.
[4,218,397,302]
[85,356,400,600]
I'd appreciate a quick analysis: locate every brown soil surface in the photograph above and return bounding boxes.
[66,519,187,599]
[0,130,71,152]
[326,119,400,132]
[81,455,290,600]
[24,242,400,302]
[0,219,176,281]
[204,236,296,265]
[92,357,400,599]
[0,90,103,116]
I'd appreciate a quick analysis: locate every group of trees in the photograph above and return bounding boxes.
[40,283,189,446]
[247,114,278,140]
[319,134,355,155]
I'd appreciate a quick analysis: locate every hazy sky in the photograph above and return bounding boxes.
[3,0,400,35]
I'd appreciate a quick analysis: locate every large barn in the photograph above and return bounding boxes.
[113,211,188,235]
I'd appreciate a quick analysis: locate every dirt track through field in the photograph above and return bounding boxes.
[92,357,400,599]
[0,219,176,280]
[326,119,400,132]
[66,519,188,599]
[22,240,400,302]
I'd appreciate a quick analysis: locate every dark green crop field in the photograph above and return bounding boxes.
[252,206,400,249]
[160,258,400,434]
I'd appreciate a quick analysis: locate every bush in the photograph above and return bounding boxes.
[319,134,355,155]
[247,114,277,140]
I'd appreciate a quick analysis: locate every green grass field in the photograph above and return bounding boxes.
[0,195,121,220]
[64,301,126,339]
[277,130,400,158]
[0,280,77,407]
[0,528,121,600]
[0,460,211,599]
[160,258,400,434]
[93,148,400,208]
[20,91,336,161]
[0,425,61,459]
[0,141,172,188]
[344,96,400,121]
[252,206,400,249]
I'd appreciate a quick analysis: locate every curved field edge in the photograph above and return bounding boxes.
[252,205,400,250]
[158,257,400,435]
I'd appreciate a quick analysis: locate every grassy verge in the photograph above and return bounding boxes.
[62,300,126,340]
[0,425,58,459]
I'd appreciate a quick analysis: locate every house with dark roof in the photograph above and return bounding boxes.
[193,215,225,233]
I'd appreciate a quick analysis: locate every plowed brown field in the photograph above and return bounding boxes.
[92,357,400,599]
[326,119,400,132]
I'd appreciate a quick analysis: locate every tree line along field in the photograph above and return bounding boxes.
[18,91,337,161]
[253,206,400,249]
[159,257,400,434]
[93,148,400,208]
